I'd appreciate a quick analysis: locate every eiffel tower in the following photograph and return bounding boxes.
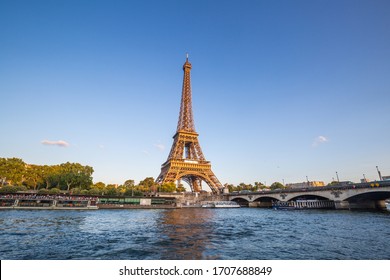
[156,56,223,194]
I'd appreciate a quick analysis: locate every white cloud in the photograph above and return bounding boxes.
[154,143,165,151]
[312,136,329,147]
[41,140,70,147]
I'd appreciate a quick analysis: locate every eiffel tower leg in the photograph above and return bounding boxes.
[192,178,201,192]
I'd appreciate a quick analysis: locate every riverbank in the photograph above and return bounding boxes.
[0,193,179,210]
[0,193,230,210]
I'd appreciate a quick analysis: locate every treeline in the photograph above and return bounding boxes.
[88,178,185,197]
[0,157,186,196]
[225,181,286,192]
[0,157,93,192]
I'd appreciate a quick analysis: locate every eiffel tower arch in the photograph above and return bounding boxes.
[156,56,223,194]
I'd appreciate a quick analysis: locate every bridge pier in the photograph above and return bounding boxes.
[376,200,387,209]
[335,200,379,210]
[334,201,350,210]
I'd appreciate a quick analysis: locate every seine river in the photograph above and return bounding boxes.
[1,208,390,260]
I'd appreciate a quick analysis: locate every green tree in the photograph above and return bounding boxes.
[37,188,50,194]
[90,182,106,196]
[176,183,186,192]
[93,182,106,189]
[238,183,246,191]
[59,162,93,191]
[24,165,44,190]
[80,189,89,195]
[254,181,266,191]
[71,187,82,195]
[88,188,102,196]
[105,184,119,196]
[124,179,135,188]
[42,165,56,189]
[0,158,8,186]
[49,188,61,194]
[270,182,285,190]
[160,182,176,192]
[138,177,157,192]
[0,185,27,193]
[0,158,26,186]
[224,183,237,193]
[123,179,136,196]
[126,189,143,196]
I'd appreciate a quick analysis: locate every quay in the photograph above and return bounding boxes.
[0,192,231,210]
[0,194,98,210]
[2,180,390,210]
[0,194,177,210]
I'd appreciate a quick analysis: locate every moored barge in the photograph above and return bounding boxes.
[272,199,335,210]
[0,194,98,210]
[0,194,177,209]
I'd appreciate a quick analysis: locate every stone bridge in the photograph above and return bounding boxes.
[228,181,390,209]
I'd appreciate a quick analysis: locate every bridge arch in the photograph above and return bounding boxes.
[341,191,390,209]
[231,197,250,207]
[253,196,275,202]
[343,190,390,201]
[286,194,333,201]
[251,196,276,208]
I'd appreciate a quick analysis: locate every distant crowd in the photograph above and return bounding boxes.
[0,194,97,201]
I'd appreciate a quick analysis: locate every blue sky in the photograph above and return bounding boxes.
[1,0,389,188]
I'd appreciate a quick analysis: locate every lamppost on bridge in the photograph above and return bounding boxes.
[376,166,383,181]
[336,172,340,183]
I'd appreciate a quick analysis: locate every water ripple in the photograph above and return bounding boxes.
[1,208,390,259]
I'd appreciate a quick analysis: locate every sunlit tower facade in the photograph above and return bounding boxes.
[156,56,223,194]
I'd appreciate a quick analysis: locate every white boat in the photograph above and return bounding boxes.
[201,203,214,208]
[214,201,240,208]
[272,199,335,210]
[385,200,390,211]
[202,201,240,208]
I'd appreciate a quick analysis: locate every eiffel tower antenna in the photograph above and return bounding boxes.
[156,57,223,194]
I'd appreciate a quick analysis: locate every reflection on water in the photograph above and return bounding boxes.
[157,208,216,259]
[1,208,390,259]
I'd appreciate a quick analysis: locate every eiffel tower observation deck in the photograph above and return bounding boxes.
[156,55,223,194]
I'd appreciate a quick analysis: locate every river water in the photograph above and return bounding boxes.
[1,208,389,260]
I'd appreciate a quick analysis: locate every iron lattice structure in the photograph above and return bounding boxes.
[156,57,223,194]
